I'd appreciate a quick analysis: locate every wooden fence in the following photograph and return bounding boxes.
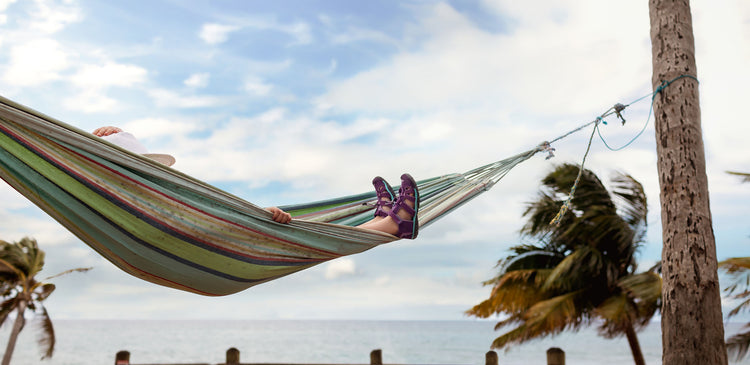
[114,347,566,365]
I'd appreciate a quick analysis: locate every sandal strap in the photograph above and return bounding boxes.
[387,206,415,239]
[392,196,415,216]
[372,176,395,218]
[389,173,420,239]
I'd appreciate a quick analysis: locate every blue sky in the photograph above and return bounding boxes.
[0,0,748,322]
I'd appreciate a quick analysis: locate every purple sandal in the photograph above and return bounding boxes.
[388,173,420,239]
[372,176,396,218]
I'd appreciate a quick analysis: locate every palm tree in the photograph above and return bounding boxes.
[0,237,90,365]
[467,164,661,365]
[650,2,727,362]
[719,171,750,362]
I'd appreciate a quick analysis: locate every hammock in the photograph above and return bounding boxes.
[0,95,545,296]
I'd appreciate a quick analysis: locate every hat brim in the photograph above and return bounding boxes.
[144,153,176,167]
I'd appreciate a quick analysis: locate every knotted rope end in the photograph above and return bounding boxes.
[550,201,570,226]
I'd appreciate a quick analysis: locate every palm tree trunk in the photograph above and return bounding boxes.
[624,321,646,365]
[648,1,727,364]
[2,301,27,365]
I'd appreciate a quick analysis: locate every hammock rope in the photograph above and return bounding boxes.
[550,74,699,225]
[0,94,608,296]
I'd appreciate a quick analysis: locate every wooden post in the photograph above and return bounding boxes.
[648,1,727,364]
[370,349,383,365]
[226,347,240,365]
[114,350,130,365]
[485,350,498,365]
[546,347,564,365]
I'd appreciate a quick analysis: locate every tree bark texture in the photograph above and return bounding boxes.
[648,1,727,365]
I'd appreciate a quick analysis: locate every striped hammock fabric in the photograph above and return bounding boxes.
[0,95,544,296]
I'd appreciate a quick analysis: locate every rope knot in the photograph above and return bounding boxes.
[539,141,556,160]
[550,201,570,226]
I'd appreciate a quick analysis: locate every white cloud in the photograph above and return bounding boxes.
[0,0,15,24]
[62,62,147,112]
[693,0,750,173]
[0,0,17,11]
[26,0,82,33]
[0,185,36,210]
[172,107,400,190]
[325,258,357,279]
[199,18,312,46]
[70,62,147,88]
[0,210,77,247]
[148,88,229,108]
[319,1,649,116]
[329,27,396,46]
[282,21,312,45]
[244,76,273,96]
[3,38,69,86]
[184,72,210,88]
[199,23,240,45]
[63,90,117,112]
[320,14,397,46]
[374,276,390,286]
[123,117,200,139]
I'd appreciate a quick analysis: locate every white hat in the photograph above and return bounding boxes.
[102,132,176,167]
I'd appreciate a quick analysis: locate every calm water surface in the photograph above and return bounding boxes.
[0,320,746,365]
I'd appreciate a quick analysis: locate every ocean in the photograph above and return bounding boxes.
[0,320,746,365]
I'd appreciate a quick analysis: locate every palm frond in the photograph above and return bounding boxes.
[483,245,554,285]
[490,321,567,350]
[521,193,569,237]
[609,172,648,228]
[523,291,585,334]
[594,293,634,338]
[44,267,93,281]
[468,269,553,317]
[490,323,536,349]
[726,328,750,362]
[24,238,46,278]
[543,246,604,292]
[618,272,662,306]
[0,297,19,326]
[719,257,750,296]
[728,296,750,317]
[720,257,750,273]
[34,283,56,302]
[502,250,562,272]
[36,306,55,359]
[0,256,25,279]
[489,291,583,350]
[727,171,750,183]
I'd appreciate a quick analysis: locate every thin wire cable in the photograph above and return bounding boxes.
[545,74,698,225]
[597,74,699,151]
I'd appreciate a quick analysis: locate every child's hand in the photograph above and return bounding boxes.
[92,126,123,137]
[266,207,292,224]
